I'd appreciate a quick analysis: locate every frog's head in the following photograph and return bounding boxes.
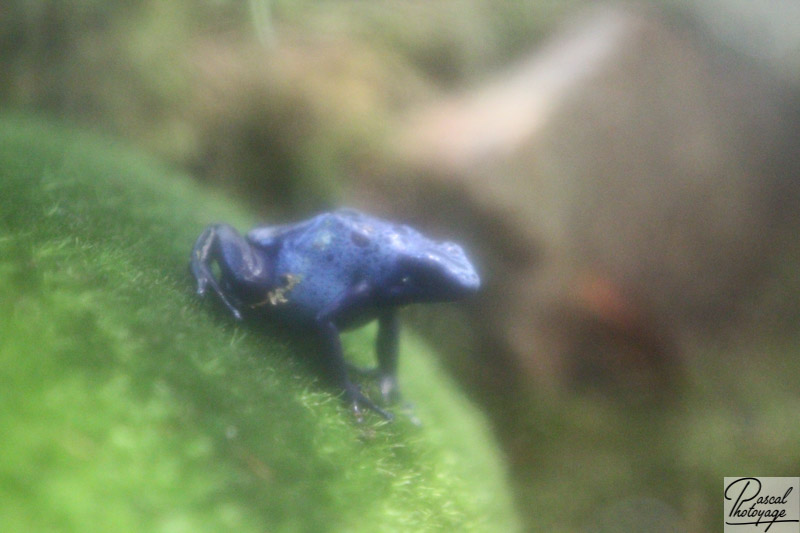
[385,240,481,304]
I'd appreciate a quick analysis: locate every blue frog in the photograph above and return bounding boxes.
[191,209,480,420]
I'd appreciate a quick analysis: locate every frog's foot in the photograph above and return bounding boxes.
[198,279,244,321]
[378,374,400,405]
[398,401,422,427]
[346,364,401,405]
[346,384,394,422]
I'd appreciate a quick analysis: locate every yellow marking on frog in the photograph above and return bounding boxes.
[250,274,303,308]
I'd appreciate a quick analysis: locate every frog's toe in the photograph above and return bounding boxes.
[378,375,400,405]
[227,304,243,321]
[399,402,421,427]
[347,387,394,422]
[208,285,244,320]
[195,278,207,296]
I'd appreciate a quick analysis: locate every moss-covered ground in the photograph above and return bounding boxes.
[0,114,520,532]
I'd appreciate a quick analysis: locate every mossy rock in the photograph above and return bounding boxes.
[0,114,520,532]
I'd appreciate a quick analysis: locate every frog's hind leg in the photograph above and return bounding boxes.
[191,224,270,320]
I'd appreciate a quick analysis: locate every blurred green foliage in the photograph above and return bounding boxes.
[0,0,575,218]
[490,334,800,531]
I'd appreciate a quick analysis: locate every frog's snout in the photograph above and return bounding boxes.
[438,241,481,293]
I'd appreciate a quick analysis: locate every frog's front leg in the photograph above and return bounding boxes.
[315,282,393,421]
[376,310,401,404]
[316,318,393,421]
[191,223,270,321]
[347,311,401,404]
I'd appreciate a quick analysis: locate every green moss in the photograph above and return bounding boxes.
[0,114,519,532]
